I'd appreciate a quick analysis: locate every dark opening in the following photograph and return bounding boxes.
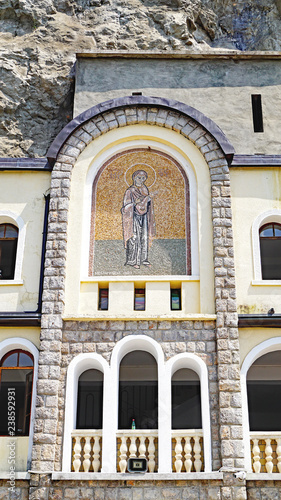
[172,369,202,429]
[260,223,281,279]
[134,288,145,311]
[0,350,33,436]
[76,369,103,429]
[0,224,18,279]
[171,289,181,310]
[251,94,264,133]
[98,288,108,310]
[247,351,281,431]
[119,351,158,429]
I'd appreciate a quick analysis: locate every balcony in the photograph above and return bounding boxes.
[71,429,204,473]
[250,432,281,473]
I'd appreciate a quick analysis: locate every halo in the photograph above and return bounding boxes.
[124,163,156,188]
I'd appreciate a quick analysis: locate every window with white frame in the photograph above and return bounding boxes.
[0,224,18,280]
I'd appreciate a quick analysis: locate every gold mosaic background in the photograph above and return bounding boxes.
[93,149,186,241]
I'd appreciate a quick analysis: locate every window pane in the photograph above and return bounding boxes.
[0,368,33,435]
[0,226,4,238]
[119,351,158,429]
[19,352,33,367]
[0,239,17,279]
[76,369,103,429]
[4,225,18,238]
[260,224,274,237]
[260,239,281,279]
[274,225,281,237]
[247,381,281,431]
[172,369,202,429]
[1,352,18,367]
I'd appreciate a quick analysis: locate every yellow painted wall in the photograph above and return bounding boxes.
[64,124,215,318]
[0,328,40,348]
[0,172,50,312]
[239,328,281,366]
[0,436,29,472]
[231,167,281,314]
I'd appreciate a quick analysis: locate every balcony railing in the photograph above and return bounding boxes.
[250,432,281,473]
[172,430,204,472]
[116,430,158,473]
[71,429,205,473]
[71,430,102,472]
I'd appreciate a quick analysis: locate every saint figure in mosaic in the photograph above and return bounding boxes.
[121,170,156,269]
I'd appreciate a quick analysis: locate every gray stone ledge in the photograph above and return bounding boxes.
[246,473,281,481]
[0,472,30,479]
[51,472,224,481]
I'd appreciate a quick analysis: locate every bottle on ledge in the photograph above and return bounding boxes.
[131,418,136,430]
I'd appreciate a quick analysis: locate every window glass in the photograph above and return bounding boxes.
[247,351,281,431]
[1,352,18,367]
[19,352,33,367]
[0,224,18,280]
[260,223,281,279]
[76,369,103,429]
[119,351,158,429]
[172,368,202,429]
[0,349,34,436]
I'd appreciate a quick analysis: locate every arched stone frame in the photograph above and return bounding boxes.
[0,337,39,470]
[110,335,168,472]
[34,96,243,473]
[166,353,212,472]
[252,210,281,282]
[241,337,281,472]
[0,210,26,282]
[62,352,110,472]
[83,138,199,278]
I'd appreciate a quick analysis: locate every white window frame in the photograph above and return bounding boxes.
[63,335,212,474]
[252,210,281,283]
[241,337,281,472]
[0,338,39,470]
[0,211,26,283]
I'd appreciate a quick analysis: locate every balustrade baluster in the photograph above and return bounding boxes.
[119,436,128,473]
[252,439,261,473]
[184,436,192,473]
[83,436,91,472]
[73,436,82,472]
[265,438,273,473]
[148,436,156,472]
[193,436,202,472]
[129,435,137,458]
[92,435,101,472]
[139,436,146,459]
[276,438,281,473]
[174,437,183,473]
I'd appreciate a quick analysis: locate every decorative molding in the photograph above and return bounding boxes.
[0,158,51,171]
[231,154,281,167]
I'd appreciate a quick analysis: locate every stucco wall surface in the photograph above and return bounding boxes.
[0,172,50,312]
[74,57,281,155]
[230,167,281,315]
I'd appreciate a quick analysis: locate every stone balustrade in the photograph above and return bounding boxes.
[250,432,281,473]
[172,430,204,472]
[116,430,158,473]
[71,430,102,472]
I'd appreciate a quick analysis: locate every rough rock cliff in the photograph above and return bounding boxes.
[1,0,281,157]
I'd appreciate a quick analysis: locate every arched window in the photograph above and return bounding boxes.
[119,351,158,429]
[247,351,281,431]
[76,369,103,429]
[0,223,18,280]
[0,349,34,436]
[172,368,202,429]
[259,223,281,279]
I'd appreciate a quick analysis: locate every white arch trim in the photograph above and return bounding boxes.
[252,210,281,281]
[0,210,26,281]
[0,338,39,471]
[62,352,110,472]
[82,136,199,277]
[241,337,281,471]
[166,353,212,472]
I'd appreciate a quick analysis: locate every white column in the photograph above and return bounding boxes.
[158,360,171,473]
[101,363,117,472]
